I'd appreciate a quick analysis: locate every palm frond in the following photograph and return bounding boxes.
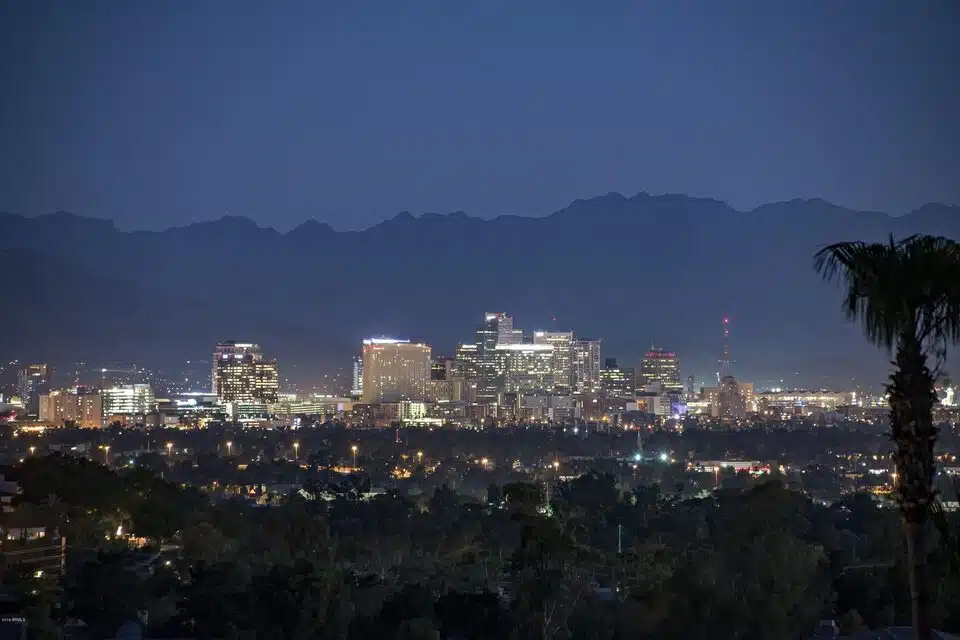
[813,235,960,355]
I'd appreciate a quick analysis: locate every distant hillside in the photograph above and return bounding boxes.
[2,193,959,387]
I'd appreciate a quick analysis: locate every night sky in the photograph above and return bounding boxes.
[1,1,957,231]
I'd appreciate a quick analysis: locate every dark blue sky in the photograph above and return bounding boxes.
[1,1,957,231]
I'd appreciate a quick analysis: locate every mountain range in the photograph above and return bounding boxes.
[3,192,960,390]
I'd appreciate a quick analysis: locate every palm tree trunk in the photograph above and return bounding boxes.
[888,332,938,640]
[905,520,930,640]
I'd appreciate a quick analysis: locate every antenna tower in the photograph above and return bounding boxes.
[718,316,732,380]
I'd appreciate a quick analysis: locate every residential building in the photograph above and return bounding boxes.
[38,390,103,427]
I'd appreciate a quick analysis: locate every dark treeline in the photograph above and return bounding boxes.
[4,453,960,639]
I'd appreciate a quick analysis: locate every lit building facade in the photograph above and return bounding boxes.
[351,356,364,398]
[494,343,555,394]
[211,342,262,395]
[475,313,519,404]
[600,357,635,397]
[639,348,681,394]
[39,390,103,427]
[755,390,854,412]
[18,364,53,417]
[702,380,755,419]
[212,344,279,406]
[533,331,574,391]
[102,384,156,416]
[361,338,431,403]
[572,339,601,394]
[454,343,480,381]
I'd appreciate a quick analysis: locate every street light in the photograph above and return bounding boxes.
[351,445,358,468]
[28,446,35,456]
[166,442,173,457]
[226,441,233,457]
[417,451,423,464]
[293,441,300,460]
[103,445,110,466]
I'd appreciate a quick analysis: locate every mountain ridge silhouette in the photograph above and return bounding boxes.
[3,192,959,389]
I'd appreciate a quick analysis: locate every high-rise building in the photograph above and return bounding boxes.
[494,344,555,394]
[361,338,431,403]
[533,331,574,391]
[39,390,103,427]
[571,339,601,394]
[211,342,262,395]
[431,357,456,381]
[17,364,53,417]
[212,343,279,406]
[351,356,364,398]
[639,348,682,394]
[102,384,156,416]
[600,357,635,397]
[475,313,518,404]
[454,343,480,380]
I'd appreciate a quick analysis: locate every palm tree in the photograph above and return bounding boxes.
[815,234,960,640]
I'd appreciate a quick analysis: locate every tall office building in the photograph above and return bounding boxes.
[639,348,682,394]
[600,357,635,397]
[102,384,156,415]
[494,343,555,394]
[211,342,262,395]
[361,338,431,403]
[454,343,480,380]
[533,331,574,391]
[571,339,601,394]
[39,389,103,427]
[212,342,279,406]
[351,356,364,398]
[475,313,519,404]
[18,364,53,417]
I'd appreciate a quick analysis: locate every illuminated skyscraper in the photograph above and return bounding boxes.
[494,343,555,394]
[211,342,262,395]
[600,358,635,397]
[639,348,682,394]
[212,342,279,406]
[571,339,601,393]
[361,338,431,403]
[454,343,480,380]
[351,356,364,398]
[17,364,52,417]
[475,313,519,404]
[533,331,574,391]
